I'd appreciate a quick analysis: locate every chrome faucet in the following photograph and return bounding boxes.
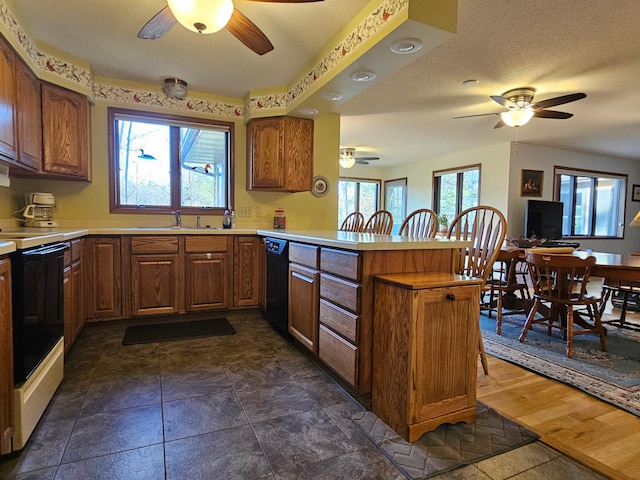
[196,216,201,229]
[171,209,181,227]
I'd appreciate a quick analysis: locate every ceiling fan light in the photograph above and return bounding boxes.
[167,0,234,34]
[339,147,356,168]
[500,109,534,127]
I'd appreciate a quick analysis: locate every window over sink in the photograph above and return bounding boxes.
[108,108,234,215]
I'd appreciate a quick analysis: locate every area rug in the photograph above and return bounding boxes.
[122,318,235,345]
[351,401,538,479]
[480,313,640,416]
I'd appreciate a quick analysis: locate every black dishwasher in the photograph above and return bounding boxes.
[263,238,291,338]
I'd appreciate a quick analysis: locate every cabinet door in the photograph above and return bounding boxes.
[185,253,228,311]
[131,254,180,316]
[411,285,479,423]
[0,39,17,162]
[42,83,90,179]
[15,60,42,170]
[71,261,83,339]
[233,236,259,307]
[63,266,73,354]
[84,237,122,320]
[0,258,13,455]
[288,263,319,353]
[247,117,284,189]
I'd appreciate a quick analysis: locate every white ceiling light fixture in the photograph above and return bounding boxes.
[350,70,376,82]
[167,0,234,34]
[321,92,344,101]
[390,38,423,55]
[339,147,356,169]
[500,109,534,127]
[298,108,319,116]
[163,77,188,99]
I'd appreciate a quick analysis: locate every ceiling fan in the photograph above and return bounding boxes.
[454,87,587,129]
[339,147,380,168]
[138,0,323,56]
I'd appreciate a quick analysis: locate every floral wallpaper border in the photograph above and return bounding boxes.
[1,0,407,119]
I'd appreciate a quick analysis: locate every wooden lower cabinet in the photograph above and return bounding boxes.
[63,240,83,353]
[131,254,181,316]
[0,257,13,455]
[84,237,122,321]
[233,236,260,307]
[372,272,482,442]
[185,253,228,311]
[288,263,319,352]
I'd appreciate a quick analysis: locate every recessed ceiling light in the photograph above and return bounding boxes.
[298,108,319,116]
[390,38,423,54]
[350,70,377,82]
[321,92,344,101]
[462,79,479,86]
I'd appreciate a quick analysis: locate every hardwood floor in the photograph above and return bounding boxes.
[477,305,640,480]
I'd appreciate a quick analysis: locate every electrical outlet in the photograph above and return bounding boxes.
[238,207,252,217]
[255,207,263,217]
[53,202,59,213]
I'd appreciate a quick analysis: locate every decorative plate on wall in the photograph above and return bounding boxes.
[312,175,329,197]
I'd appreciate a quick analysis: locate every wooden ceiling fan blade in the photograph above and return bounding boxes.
[534,110,573,119]
[493,119,506,129]
[490,95,515,108]
[453,112,500,119]
[356,157,379,161]
[226,8,274,55]
[138,6,177,40]
[532,93,586,110]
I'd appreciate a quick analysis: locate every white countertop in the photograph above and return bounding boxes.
[256,229,472,251]
[0,227,471,252]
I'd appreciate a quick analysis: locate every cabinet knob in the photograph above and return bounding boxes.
[446,293,456,301]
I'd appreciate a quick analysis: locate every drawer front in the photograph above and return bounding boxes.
[320,273,360,313]
[319,325,358,385]
[289,242,319,269]
[320,248,360,281]
[319,299,358,344]
[185,235,228,253]
[130,236,179,253]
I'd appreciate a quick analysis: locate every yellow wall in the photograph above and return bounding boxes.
[5,100,341,230]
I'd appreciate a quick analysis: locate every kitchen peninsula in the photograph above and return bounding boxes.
[256,229,472,394]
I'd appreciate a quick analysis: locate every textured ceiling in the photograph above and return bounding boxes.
[8,0,640,167]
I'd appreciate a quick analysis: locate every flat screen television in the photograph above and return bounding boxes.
[524,200,563,240]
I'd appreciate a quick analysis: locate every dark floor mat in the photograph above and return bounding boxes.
[122,318,235,345]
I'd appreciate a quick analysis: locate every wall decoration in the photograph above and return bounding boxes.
[632,184,640,202]
[311,176,329,197]
[521,170,543,197]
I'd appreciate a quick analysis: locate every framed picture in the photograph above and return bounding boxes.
[521,170,543,197]
[633,184,640,202]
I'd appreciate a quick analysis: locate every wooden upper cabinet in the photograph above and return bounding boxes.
[0,38,17,163]
[247,116,313,192]
[42,83,91,180]
[15,60,42,171]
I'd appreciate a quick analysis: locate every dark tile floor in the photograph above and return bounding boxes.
[0,311,607,479]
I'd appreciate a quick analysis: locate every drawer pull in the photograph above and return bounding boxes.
[446,293,456,301]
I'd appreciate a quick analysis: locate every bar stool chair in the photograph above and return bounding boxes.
[364,210,393,234]
[519,251,607,358]
[340,212,365,232]
[399,208,438,237]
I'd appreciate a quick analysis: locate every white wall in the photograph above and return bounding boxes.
[508,142,640,254]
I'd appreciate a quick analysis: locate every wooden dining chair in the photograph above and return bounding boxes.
[599,252,640,327]
[398,208,438,238]
[364,210,393,234]
[447,206,507,374]
[483,248,529,334]
[520,251,607,358]
[339,212,365,232]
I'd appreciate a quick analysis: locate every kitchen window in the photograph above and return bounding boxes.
[108,108,234,214]
[432,164,480,221]
[337,177,381,227]
[554,167,626,238]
